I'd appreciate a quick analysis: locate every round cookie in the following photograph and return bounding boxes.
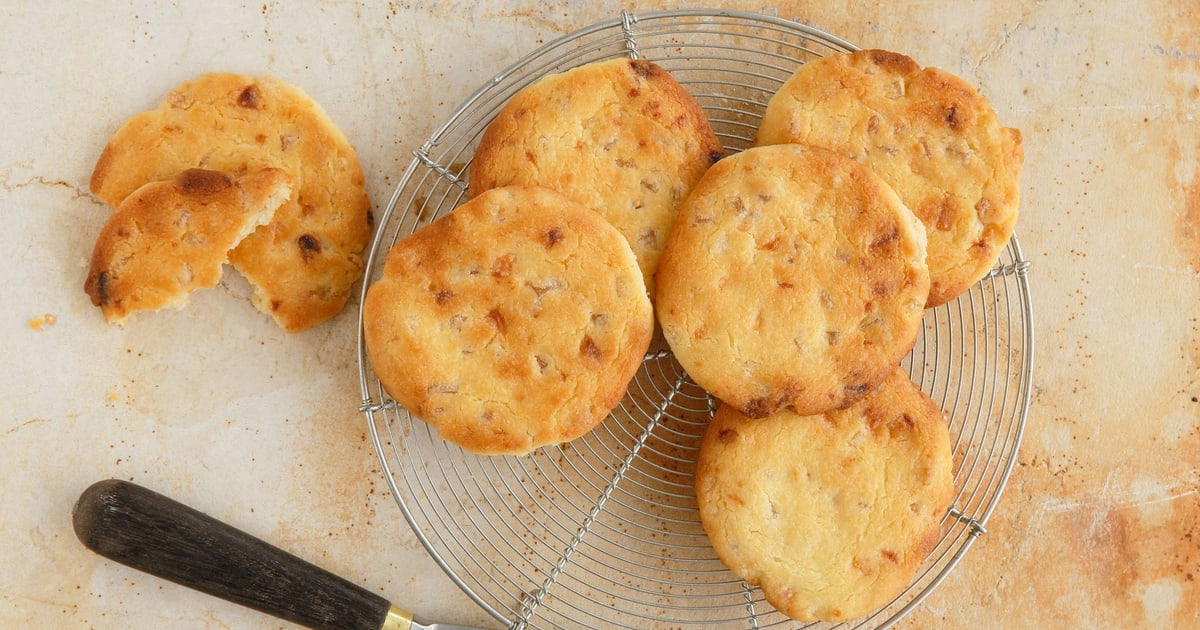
[468,57,723,297]
[755,49,1023,307]
[90,72,372,332]
[655,144,929,418]
[695,368,955,622]
[84,168,292,325]
[362,186,654,456]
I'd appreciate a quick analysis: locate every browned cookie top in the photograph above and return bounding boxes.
[85,168,292,325]
[363,186,653,455]
[469,57,722,297]
[756,49,1022,306]
[695,368,954,622]
[656,144,929,418]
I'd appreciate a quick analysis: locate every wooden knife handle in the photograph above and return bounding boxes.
[72,479,394,630]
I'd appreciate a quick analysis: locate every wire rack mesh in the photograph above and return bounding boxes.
[356,9,1034,629]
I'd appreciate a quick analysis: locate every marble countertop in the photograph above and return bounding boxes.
[3,1,1197,628]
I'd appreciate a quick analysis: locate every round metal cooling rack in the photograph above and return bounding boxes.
[357,9,1034,629]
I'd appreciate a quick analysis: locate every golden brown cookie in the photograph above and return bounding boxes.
[362,186,653,455]
[89,72,371,332]
[695,368,955,622]
[656,144,929,418]
[756,49,1023,306]
[84,168,292,325]
[468,57,723,297]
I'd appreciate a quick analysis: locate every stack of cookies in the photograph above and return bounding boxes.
[655,49,1022,622]
[86,73,373,332]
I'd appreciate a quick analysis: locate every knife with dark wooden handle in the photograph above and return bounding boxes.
[72,479,486,630]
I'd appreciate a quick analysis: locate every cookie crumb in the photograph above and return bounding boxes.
[28,313,57,331]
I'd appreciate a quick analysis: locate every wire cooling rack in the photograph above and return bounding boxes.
[356,9,1034,629]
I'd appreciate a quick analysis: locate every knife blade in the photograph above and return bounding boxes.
[72,479,492,630]
[406,620,491,630]
[389,608,489,630]
[384,605,490,630]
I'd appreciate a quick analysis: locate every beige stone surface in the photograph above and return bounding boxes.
[1,1,1196,628]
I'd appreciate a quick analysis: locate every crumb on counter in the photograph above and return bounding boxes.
[28,313,57,331]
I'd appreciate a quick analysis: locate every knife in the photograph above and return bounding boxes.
[72,479,489,630]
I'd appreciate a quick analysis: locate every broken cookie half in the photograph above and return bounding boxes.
[84,168,292,325]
